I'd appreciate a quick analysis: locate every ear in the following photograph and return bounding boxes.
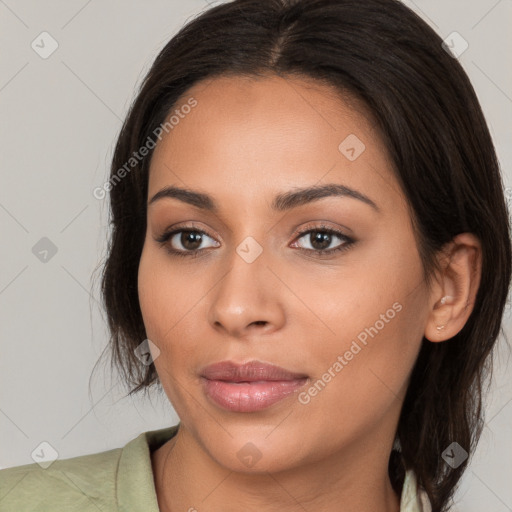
[424,233,482,343]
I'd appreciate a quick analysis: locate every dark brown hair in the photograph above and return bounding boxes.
[94,1,512,510]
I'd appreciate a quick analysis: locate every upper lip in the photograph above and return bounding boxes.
[200,360,308,382]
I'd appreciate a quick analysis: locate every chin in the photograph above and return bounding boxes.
[200,431,310,475]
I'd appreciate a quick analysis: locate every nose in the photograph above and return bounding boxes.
[207,247,286,339]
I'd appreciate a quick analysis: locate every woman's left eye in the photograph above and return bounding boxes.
[291,227,355,256]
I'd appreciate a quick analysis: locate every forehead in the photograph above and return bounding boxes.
[148,74,402,212]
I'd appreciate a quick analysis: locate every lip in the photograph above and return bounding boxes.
[200,360,309,412]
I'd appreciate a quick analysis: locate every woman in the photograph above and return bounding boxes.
[1,0,510,511]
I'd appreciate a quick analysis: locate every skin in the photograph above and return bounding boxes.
[137,74,482,512]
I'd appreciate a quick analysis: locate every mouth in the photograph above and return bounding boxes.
[200,360,309,412]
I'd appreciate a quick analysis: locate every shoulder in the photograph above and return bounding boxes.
[0,425,179,512]
[0,444,123,511]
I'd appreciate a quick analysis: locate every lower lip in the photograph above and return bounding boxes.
[201,377,308,412]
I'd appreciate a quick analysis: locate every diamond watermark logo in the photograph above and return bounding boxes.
[442,441,468,468]
[236,236,263,263]
[339,134,366,161]
[31,441,59,469]
[442,32,469,59]
[31,31,59,59]
[134,339,161,366]
[237,442,262,468]
[32,237,58,263]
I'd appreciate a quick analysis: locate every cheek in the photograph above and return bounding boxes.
[292,303,422,453]
[137,245,203,375]
[291,245,426,414]
[138,244,189,336]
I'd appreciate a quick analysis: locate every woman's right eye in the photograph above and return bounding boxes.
[156,229,220,257]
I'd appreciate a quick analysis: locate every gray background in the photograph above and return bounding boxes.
[1,1,511,510]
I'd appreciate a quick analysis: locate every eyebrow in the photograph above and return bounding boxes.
[148,183,380,213]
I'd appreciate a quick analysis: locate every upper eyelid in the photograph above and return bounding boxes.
[165,223,218,241]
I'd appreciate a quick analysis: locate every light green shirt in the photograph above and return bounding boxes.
[0,424,431,511]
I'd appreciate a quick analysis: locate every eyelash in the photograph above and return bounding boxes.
[155,223,355,259]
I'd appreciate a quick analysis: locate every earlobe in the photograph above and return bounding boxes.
[425,294,455,342]
[432,295,454,333]
[424,233,482,343]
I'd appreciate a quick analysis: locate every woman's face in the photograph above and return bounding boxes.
[138,74,431,473]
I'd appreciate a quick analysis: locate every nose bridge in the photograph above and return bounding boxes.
[207,233,284,336]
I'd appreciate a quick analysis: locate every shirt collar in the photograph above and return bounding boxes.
[400,469,432,512]
[116,425,179,512]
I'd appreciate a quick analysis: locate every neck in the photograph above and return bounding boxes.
[151,425,401,512]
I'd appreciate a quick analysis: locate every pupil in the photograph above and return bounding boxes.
[312,232,331,250]
[182,231,202,250]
